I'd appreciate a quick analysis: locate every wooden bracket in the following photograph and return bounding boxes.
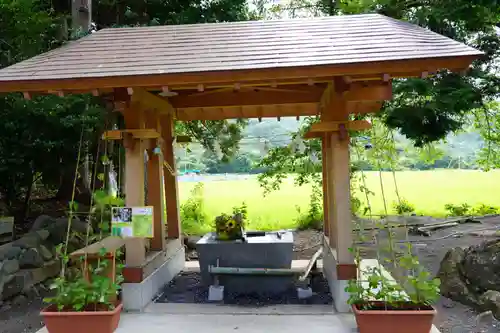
[102,129,161,141]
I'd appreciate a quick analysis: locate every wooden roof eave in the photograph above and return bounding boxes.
[0,55,479,94]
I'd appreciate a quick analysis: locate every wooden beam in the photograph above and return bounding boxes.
[130,87,175,115]
[160,114,181,239]
[102,129,160,140]
[170,86,323,109]
[344,81,392,101]
[349,101,382,115]
[321,81,392,111]
[176,101,380,121]
[0,55,478,93]
[309,120,372,133]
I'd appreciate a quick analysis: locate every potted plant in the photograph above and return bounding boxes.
[214,202,247,241]
[42,246,125,333]
[345,220,441,333]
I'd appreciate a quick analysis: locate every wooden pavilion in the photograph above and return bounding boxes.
[0,14,482,312]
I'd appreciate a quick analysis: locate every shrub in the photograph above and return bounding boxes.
[392,198,415,215]
[471,203,500,216]
[444,203,471,216]
[296,184,323,230]
[180,183,208,235]
[232,202,248,221]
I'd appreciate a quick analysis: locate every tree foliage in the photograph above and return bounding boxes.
[256,0,499,190]
[0,0,252,223]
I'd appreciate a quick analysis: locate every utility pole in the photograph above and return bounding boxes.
[72,0,92,35]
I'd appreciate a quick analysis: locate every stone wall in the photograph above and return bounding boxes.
[0,215,88,301]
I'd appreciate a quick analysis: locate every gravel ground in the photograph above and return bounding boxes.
[0,287,51,333]
[156,271,332,305]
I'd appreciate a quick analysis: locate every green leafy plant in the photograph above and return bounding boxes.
[44,246,124,312]
[347,137,440,311]
[471,203,500,216]
[89,189,125,233]
[392,198,415,215]
[295,184,323,230]
[232,202,248,221]
[214,203,247,241]
[346,223,441,310]
[180,183,208,235]
[444,203,471,216]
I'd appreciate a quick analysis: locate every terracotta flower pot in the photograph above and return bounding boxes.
[352,302,436,333]
[41,302,123,333]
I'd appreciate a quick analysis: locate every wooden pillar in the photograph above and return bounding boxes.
[321,79,353,263]
[146,112,167,251]
[160,114,181,239]
[321,136,330,237]
[123,104,147,267]
[330,131,353,264]
[325,135,337,248]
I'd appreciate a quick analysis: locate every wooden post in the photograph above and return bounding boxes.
[321,136,330,237]
[146,112,167,251]
[325,135,337,248]
[321,79,353,263]
[123,104,147,267]
[330,131,353,264]
[160,114,181,239]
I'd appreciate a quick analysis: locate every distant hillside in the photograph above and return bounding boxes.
[176,117,485,171]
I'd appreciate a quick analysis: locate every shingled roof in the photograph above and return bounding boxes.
[0,14,482,92]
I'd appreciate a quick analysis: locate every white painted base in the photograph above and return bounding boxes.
[297,287,313,299]
[322,239,351,313]
[208,285,224,301]
[122,246,185,312]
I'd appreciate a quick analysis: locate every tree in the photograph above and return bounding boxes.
[0,0,253,230]
[256,0,499,190]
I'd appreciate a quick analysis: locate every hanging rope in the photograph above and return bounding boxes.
[83,125,103,275]
[61,126,85,278]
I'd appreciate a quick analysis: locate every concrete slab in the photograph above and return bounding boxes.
[37,312,357,333]
[35,303,441,333]
[144,303,337,315]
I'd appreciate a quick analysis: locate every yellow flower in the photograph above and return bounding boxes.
[227,219,235,229]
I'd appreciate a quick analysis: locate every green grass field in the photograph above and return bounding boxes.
[178,169,500,233]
